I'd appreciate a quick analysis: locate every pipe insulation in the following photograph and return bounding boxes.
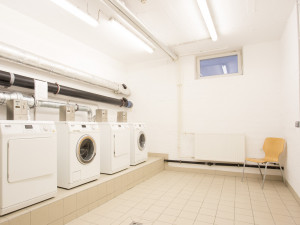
[0,92,93,121]
[0,42,130,96]
[0,70,133,108]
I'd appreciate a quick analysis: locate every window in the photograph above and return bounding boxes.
[196,51,242,78]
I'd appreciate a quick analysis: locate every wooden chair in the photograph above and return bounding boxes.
[242,137,285,188]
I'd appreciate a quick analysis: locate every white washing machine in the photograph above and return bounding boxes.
[56,122,100,189]
[129,123,147,165]
[99,123,130,174]
[0,121,57,216]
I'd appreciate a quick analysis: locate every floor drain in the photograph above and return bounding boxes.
[130,222,143,225]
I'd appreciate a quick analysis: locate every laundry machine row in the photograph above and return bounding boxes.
[0,120,147,215]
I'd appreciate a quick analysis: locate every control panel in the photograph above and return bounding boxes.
[6,99,28,120]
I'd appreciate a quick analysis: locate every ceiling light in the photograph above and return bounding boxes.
[197,0,218,41]
[103,0,177,60]
[110,19,154,54]
[50,0,98,27]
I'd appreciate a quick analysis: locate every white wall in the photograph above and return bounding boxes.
[126,60,178,155]
[179,42,283,160]
[0,3,128,121]
[127,41,283,160]
[280,5,300,197]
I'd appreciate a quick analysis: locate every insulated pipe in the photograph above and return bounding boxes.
[0,92,93,121]
[0,92,34,106]
[36,101,93,121]
[0,42,130,95]
[0,70,133,108]
[75,104,93,121]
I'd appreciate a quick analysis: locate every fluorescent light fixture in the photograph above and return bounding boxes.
[222,65,228,74]
[50,0,98,27]
[197,0,218,41]
[110,19,154,54]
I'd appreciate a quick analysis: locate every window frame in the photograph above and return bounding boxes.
[196,50,243,79]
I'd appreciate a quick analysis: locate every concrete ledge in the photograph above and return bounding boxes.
[148,152,169,160]
[0,157,164,225]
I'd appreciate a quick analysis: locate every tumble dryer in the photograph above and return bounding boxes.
[129,123,147,165]
[99,123,130,174]
[0,121,57,215]
[56,122,100,189]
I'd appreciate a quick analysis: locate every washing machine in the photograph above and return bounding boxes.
[129,123,147,165]
[98,123,130,174]
[0,121,57,216]
[56,122,100,189]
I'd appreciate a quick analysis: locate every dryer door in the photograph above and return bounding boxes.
[137,131,146,151]
[8,137,56,183]
[76,135,96,164]
[113,129,129,157]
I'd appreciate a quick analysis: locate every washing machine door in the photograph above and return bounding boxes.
[137,131,146,151]
[76,135,96,164]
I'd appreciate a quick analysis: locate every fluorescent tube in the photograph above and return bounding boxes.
[197,0,218,41]
[110,19,154,54]
[50,0,98,27]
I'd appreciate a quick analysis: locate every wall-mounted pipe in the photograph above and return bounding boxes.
[0,70,133,108]
[0,42,130,96]
[0,92,93,121]
[0,92,34,106]
[36,101,93,121]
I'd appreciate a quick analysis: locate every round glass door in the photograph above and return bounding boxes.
[76,135,96,164]
[138,132,146,151]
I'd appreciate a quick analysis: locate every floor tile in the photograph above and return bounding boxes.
[62,170,299,225]
[174,217,195,225]
[157,214,177,223]
[195,214,215,223]
[214,217,234,225]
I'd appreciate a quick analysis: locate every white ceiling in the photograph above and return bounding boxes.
[0,0,295,63]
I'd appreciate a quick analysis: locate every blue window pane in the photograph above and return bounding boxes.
[200,55,238,77]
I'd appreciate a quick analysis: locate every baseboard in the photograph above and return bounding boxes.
[286,180,300,206]
[165,162,283,181]
[165,159,283,170]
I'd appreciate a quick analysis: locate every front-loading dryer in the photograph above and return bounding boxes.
[0,121,57,216]
[56,122,100,189]
[129,123,147,165]
[98,123,130,174]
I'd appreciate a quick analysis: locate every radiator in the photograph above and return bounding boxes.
[194,134,245,163]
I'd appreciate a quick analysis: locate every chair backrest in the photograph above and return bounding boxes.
[263,137,285,162]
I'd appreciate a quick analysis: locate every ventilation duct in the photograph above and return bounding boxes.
[0,70,133,108]
[0,42,130,96]
[0,92,93,121]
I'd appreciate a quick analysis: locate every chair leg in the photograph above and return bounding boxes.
[262,162,269,189]
[257,163,263,179]
[278,162,285,184]
[242,160,246,182]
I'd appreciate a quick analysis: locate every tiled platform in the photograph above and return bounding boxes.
[65,170,300,225]
[0,157,164,225]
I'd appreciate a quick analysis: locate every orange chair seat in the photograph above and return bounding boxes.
[245,158,267,163]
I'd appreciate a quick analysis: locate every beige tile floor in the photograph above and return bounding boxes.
[66,171,300,225]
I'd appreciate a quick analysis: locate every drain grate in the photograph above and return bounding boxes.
[129,222,143,225]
